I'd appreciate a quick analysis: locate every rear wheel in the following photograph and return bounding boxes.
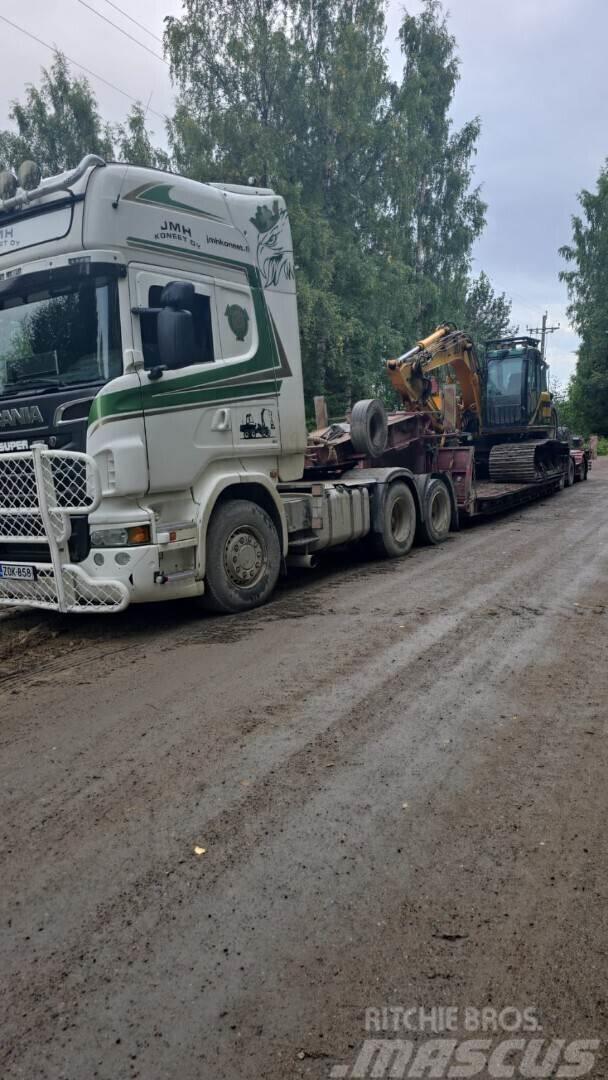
[564,457,575,487]
[417,478,451,544]
[371,481,417,559]
[201,499,281,613]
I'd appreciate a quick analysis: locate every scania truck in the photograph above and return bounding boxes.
[0,156,570,615]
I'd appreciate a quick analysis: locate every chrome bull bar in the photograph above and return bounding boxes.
[0,445,129,613]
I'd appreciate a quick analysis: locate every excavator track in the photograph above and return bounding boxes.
[489,440,561,484]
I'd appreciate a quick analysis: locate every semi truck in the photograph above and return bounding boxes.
[0,156,573,615]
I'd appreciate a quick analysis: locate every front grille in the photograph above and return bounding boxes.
[0,517,90,565]
[0,450,95,545]
[0,541,52,563]
[0,447,129,614]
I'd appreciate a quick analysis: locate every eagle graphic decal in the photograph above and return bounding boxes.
[250,201,295,288]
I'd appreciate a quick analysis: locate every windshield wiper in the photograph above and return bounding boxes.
[0,380,66,398]
[0,378,103,399]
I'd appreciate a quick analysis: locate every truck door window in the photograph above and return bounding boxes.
[141,285,215,370]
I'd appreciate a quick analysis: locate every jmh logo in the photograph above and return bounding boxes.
[0,405,45,429]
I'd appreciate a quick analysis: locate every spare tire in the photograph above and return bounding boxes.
[350,398,388,457]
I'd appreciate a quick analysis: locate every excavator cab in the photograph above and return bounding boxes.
[483,337,550,431]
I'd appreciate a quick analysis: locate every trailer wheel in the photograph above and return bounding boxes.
[202,499,281,613]
[350,398,388,458]
[417,478,451,545]
[372,482,417,559]
[564,457,575,487]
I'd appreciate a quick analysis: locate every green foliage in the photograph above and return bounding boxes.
[0,7,514,415]
[463,272,514,354]
[114,105,171,170]
[0,54,113,174]
[166,0,509,413]
[0,53,168,174]
[560,161,608,436]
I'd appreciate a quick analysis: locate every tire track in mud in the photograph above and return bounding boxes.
[0,480,596,702]
[2,480,607,1075]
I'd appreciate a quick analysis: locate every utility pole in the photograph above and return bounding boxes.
[526,311,560,362]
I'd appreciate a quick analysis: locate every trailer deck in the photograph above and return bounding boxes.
[306,408,570,524]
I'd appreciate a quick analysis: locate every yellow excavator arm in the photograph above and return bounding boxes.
[386,324,483,430]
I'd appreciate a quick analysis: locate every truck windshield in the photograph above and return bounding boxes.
[0,270,122,397]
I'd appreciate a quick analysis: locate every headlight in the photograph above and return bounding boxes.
[90,525,151,548]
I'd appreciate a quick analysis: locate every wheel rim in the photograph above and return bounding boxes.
[223,525,266,589]
[390,495,413,543]
[430,487,450,535]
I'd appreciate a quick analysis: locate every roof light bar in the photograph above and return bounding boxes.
[0,154,106,214]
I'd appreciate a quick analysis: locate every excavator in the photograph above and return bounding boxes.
[385,324,563,482]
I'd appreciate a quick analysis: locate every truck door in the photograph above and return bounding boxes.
[131,266,239,494]
[212,277,281,460]
[131,265,280,494]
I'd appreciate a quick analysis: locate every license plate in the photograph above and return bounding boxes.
[0,562,37,581]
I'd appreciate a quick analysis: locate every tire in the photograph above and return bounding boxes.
[417,478,452,544]
[202,499,281,613]
[371,481,417,559]
[564,457,575,487]
[350,398,388,458]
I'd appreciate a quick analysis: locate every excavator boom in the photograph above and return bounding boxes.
[386,324,482,430]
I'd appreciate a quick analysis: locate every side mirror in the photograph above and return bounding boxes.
[157,281,197,370]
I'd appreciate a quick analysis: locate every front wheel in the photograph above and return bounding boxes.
[564,457,575,487]
[201,499,281,613]
[371,481,417,559]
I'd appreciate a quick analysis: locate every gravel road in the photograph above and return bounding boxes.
[2,463,607,1080]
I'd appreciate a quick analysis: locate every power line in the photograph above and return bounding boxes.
[76,0,168,65]
[102,0,163,44]
[527,312,561,361]
[0,13,166,122]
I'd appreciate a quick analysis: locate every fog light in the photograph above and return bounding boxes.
[115,552,131,565]
[93,552,105,566]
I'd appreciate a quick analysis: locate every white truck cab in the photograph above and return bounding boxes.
[0,156,312,612]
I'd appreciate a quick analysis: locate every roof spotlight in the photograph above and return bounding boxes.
[18,160,42,191]
[0,170,18,200]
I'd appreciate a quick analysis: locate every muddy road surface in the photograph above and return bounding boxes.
[2,464,608,1079]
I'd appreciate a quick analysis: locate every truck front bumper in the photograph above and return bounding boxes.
[0,559,131,614]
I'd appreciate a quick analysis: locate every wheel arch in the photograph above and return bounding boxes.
[196,472,288,578]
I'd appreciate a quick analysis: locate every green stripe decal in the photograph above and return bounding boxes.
[123,183,226,222]
[88,244,290,426]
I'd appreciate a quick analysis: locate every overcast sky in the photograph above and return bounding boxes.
[1,0,606,383]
